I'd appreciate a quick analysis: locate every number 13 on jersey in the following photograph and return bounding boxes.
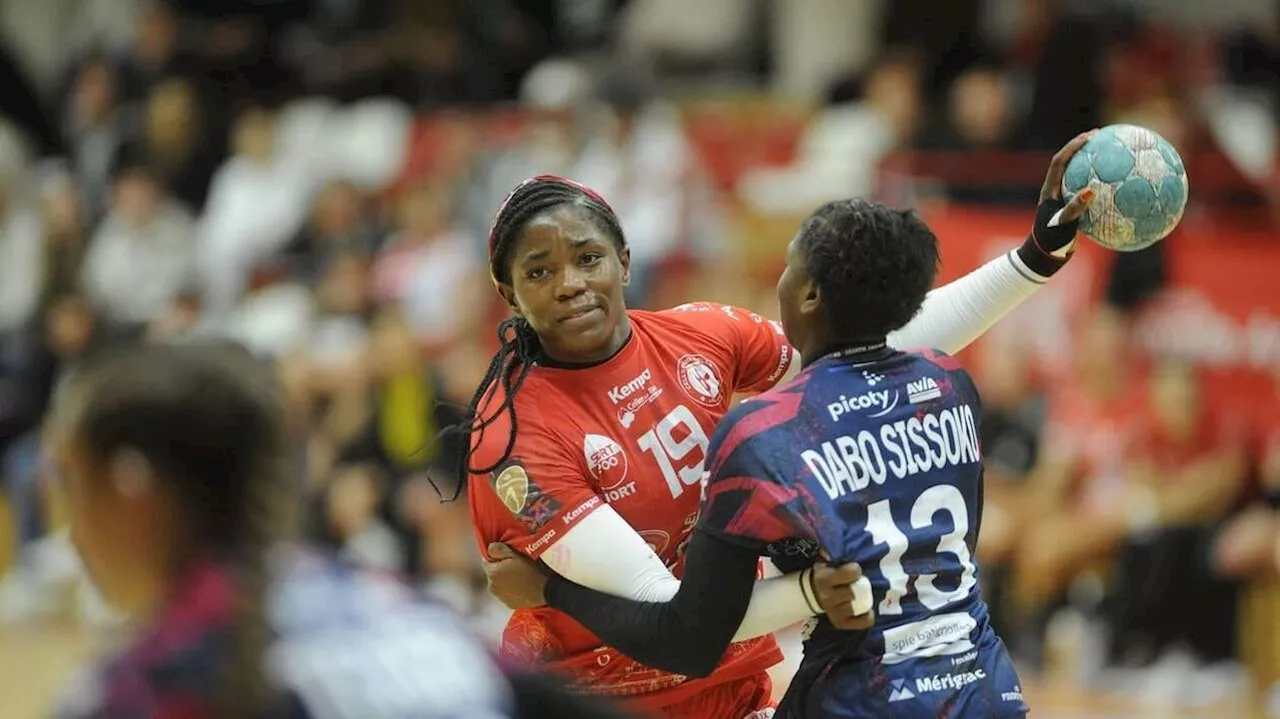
[865,485,978,615]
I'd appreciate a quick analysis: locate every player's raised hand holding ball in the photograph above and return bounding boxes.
[1017,130,1100,277]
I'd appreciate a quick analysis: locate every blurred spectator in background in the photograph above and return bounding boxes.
[1021,3,1107,151]
[281,0,398,102]
[1101,359,1249,703]
[881,0,986,101]
[1014,307,1146,646]
[738,51,922,215]
[371,181,486,355]
[305,253,375,398]
[389,0,505,108]
[0,156,46,350]
[918,62,1026,205]
[112,2,194,108]
[283,181,384,283]
[80,157,197,331]
[37,171,90,310]
[135,78,217,211]
[59,53,128,223]
[314,312,474,603]
[200,106,313,319]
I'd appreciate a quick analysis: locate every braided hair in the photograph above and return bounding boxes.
[69,340,292,717]
[447,175,625,499]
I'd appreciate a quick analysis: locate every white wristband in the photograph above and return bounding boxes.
[851,576,874,616]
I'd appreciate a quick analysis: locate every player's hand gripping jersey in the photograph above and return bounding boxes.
[699,347,1028,718]
[469,303,793,708]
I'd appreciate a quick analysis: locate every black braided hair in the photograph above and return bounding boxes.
[68,340,291,717]
[442,175,625,500]
[796,199,940,340]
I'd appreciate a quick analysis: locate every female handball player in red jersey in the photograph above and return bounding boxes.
[46,340,638,719]
[464,133,1091,719]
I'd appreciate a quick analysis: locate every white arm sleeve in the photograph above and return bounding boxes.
[886,250,1048,355]
[542,506,815,641]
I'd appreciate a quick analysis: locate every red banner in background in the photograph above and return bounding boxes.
[924,207,1280,421]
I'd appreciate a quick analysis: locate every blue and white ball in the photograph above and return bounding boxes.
[1062,124,1188,252]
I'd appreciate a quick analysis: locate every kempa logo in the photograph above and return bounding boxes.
[608,369,652,404]
[907,377,942,403]
[827,390,899,421]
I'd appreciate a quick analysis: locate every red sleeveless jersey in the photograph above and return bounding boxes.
[468,303,794,712]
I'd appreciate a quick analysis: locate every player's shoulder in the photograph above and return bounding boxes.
[642,302,780,337]
[709,382,808,460]
[469,374,572,463]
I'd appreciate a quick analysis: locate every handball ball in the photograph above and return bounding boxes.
[1062,124,1188,252]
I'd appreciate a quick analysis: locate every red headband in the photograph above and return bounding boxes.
[486,174,615,263]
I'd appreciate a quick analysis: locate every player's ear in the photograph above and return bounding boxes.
[800,278,822,318]
[496,283,521,316]
[619,246,631,286]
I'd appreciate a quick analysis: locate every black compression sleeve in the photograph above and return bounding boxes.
[543,530,761,678]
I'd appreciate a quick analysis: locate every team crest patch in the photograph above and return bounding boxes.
[492,461,564,532]
[677,353,724,406]
[493,463,530,514]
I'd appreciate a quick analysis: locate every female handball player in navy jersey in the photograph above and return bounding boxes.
[46,339,636,719]
[463,132,1096,718]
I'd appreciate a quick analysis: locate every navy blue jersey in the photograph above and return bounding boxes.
[698,347,1028,719]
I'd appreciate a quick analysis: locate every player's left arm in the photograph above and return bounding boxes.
[886,132,1098,355]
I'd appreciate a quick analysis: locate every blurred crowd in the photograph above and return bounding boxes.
[0,0,1278,712]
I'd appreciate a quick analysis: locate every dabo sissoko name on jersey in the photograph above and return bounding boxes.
[802,404,981,500]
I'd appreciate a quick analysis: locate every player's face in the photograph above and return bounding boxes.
[776,235,823,357]
[502,205,631,363]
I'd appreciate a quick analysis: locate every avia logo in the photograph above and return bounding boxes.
[907,377,942,404]
[608,369,652,405]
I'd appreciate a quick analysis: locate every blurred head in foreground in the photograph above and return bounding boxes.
[47,341,641,719]
[50,340,287,614]
[48,339,288,713]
